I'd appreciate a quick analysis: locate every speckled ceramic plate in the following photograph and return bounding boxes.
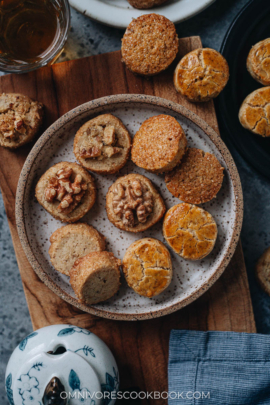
[69,0,216,29]
[16,95,243,321]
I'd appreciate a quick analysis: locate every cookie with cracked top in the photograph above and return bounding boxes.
[127,0,168,9]
[247,38,270,86]
[256,246,270,296]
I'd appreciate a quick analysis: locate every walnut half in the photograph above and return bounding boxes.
[44,167,88,214]
[112,179,153,227]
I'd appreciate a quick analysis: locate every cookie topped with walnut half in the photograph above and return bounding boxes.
[35,162,96,223]
[73,114,131,174]
[0,93,44,149]
[106,173,166,233]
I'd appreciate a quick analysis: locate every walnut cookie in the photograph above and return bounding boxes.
[163,203,218,260]
[174,48,229,102]
[122,238,172,298]
[35,162,96,223]
[106,173,166,233]
[127,0,168,9]
[121,14,178,76]
[247,38,270,86]
[74,114,131,174]
[131,115,187,173]
[0,93,43,149]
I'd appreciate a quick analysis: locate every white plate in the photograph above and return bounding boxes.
[69,0,216,29]
[16,95,243,320]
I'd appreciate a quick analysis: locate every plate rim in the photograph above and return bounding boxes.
[69,0,216,29]
[15,94,243,321]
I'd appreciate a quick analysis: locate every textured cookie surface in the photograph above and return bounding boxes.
[74,114,131,174]
[35,161,96,223]
[122,238,172,297]
[163,203,217,260]
[239,87,270,137]
[165,148,224,204]
[106,173,166,232]
[49,223,106,276]
[0,93,43,148]
[128,0,168,8]
[174,48,229,102]
[121,13,178,76]
[70,251,121,305]
[256,247,270,296]
[247,38,270,85]
[131,115,187,173]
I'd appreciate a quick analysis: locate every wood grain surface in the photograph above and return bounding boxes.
[0,37,256,403]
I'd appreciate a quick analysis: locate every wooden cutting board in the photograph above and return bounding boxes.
[0,37,256,403]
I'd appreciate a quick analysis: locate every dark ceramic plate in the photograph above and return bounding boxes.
[217,0,270,178]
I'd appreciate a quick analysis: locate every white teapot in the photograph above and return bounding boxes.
[5,324,119,405]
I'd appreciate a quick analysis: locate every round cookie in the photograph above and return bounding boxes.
[70,252,121,305]
[174,48,229,102]
[256,247,270,296]
[165,148,224,204]
[121,14,178,76]
[49,223,106,276]
[163,203,217,260]
[74,114,131,174]
[0,93,44,149]
[122,238,172,298]
[127,0,168,8]
[35,161,96,223]
[239,87,270,137]
[106,173,166,233]
[131,115,187,173]
[247,38,270,85]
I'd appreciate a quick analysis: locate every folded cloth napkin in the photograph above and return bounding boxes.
[169,330,270,405]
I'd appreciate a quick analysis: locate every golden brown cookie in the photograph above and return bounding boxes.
[127,0,168,8]
[255,247,270,296]
[106,173,166,233]
[49,223,106,276]
[163,203,217,260]
[165,148,224,204]
[122,238,172,298]
[247,39,270,85]
[74,114,131,174]
[121,14,178,76]
[35,162,96,223]
[174,48,229,102]
[239,87,270,137]
[131,115,187,173]
[70,251,121,305]
[0,93,44,149]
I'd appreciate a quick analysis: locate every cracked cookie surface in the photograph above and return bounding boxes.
[121,13,178,76]
[165,148,224,204]
[247,38,270,85]
[122,238,172,297]
[127,0,168,9]
[174,48,229,102]
[163,203,217,260]
[74,114,131,174]
[239,87,270,137]
[256,246,270,296]
[0,93,44,149]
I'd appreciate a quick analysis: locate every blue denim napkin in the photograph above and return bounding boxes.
[169,330,270,404]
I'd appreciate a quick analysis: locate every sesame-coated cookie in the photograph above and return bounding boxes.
[165,148,224,204]
[127,0,168,9]
[239,87,270,137]
[35,162,96,223]
[0,93,44,149]
[163,203,217,260]
[74,114,131,174]
[122,238,172,298]
[121,14,178,76]
[174,48,229,102]
[256,247,270,296]
[49,223,106,276]
[247,39,270,85]
[131,115,187,173]
[70,252,121,305]
[106,173,166,233]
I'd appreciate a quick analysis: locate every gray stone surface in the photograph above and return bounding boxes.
[2,0,270,402]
